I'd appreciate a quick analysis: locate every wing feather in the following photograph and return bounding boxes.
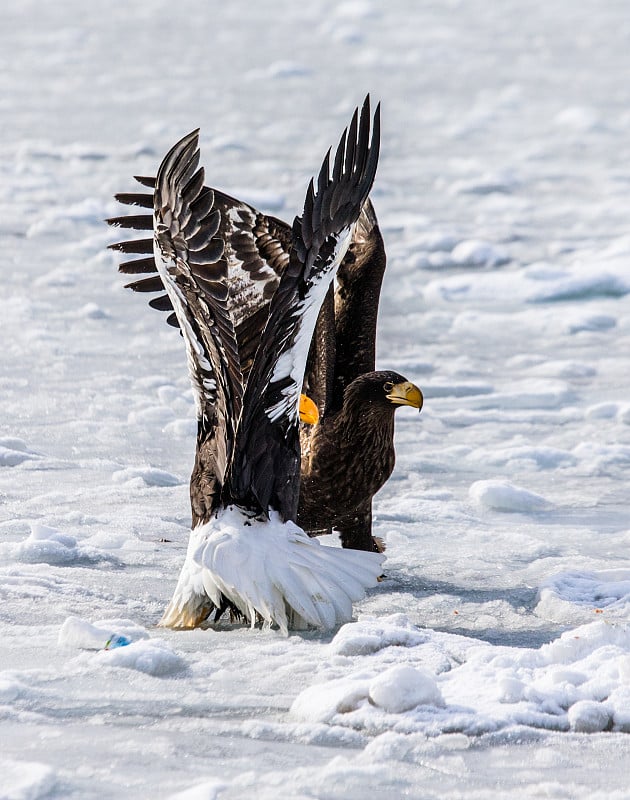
[152,130,243,486]
[330,198,387,409]
[109,181,291,378]
[230,96,381,519]
[117,256,158,275]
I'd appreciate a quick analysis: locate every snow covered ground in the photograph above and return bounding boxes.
[2,0,630,797]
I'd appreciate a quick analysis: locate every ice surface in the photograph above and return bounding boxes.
[2,0,630,797]
[291,615,630,737]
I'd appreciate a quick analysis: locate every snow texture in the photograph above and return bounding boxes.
[2,0,630,797]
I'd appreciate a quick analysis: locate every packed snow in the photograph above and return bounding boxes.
[2,0,630,797]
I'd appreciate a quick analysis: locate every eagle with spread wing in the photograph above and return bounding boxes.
[109,98,389,630]
[108,99,422,564]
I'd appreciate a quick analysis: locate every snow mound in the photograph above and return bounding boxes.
[330,613,426,655]
[333,1,378,20]
[26,198,109,237]
[78,302,109,319]
[369,665,444,713]
[291,615,630,737]
[469,479,550,512]
[585,402,619,420]
[164,418,197,438]
[423,259,630,305]
[449,168,521,196]
[529,265,630,303]
[291,676,372,724]
[94,638,188,677]
[112,466,183,487]
[572,442,630,473]
[567,700,611,733]
[66,622,189,677]
[0,438,41,467]
[473,379,574,411]
[536,569,630,624]
[565,312,616,334]
[554,106,602,132]
[472,444,576,470]
[0,676,25,703]
[247,60,311,81]
[617,405,630,424]
[408,230,458,254]
[1,524,115,566]
[0,760,56,799]
[168,780,227,800]
[451,239,509,267]
[59,615,150,650]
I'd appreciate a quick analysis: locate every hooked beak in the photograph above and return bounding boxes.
[386,381,423,411]
[299,393,319,425]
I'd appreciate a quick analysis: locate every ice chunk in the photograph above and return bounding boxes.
[112,466,183,487]
[58,615,149,650]
[3,524,114,566]
[567,700,611,732]
[368,665,444,713]
[469,479,550,512]
[331,614,426,656]
[96,639,187,677]
[168,779,227,800]
[451,239,510,268]
[0,759,57,799]
[291,677,370,724]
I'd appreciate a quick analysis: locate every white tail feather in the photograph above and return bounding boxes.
[159,507,384,634]
[158,530,216,629]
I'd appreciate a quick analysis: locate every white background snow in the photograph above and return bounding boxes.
[2,1,630,797]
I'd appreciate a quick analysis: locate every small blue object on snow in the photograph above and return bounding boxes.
[104,634,131,650]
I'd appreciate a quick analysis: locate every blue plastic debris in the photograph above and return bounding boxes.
[104,634,132,650]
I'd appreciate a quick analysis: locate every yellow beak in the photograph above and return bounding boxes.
[386,381,423,411]
[299,393,319,425]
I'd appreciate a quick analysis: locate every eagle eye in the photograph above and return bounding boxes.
[383,380,394,393]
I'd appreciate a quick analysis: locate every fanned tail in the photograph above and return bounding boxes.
[159,508,384,634]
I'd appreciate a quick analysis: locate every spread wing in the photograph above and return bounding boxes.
[108,179,292,379]
[302,197,386,416]
[107,141,383,408]
[230,96,381,520]
[331,198,387,410]
[150,130,243,486]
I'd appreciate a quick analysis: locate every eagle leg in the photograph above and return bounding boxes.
[335,501,382,552]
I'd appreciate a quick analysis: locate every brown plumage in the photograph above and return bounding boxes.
[298,200,423,551]
[299,371,422,551]
[108,101,422,555]
[143,101,386,633]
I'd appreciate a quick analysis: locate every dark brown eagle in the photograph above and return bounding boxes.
[108,98,422,559]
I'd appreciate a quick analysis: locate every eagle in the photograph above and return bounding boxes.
[109,98,389,631]
[108,101,423,558]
